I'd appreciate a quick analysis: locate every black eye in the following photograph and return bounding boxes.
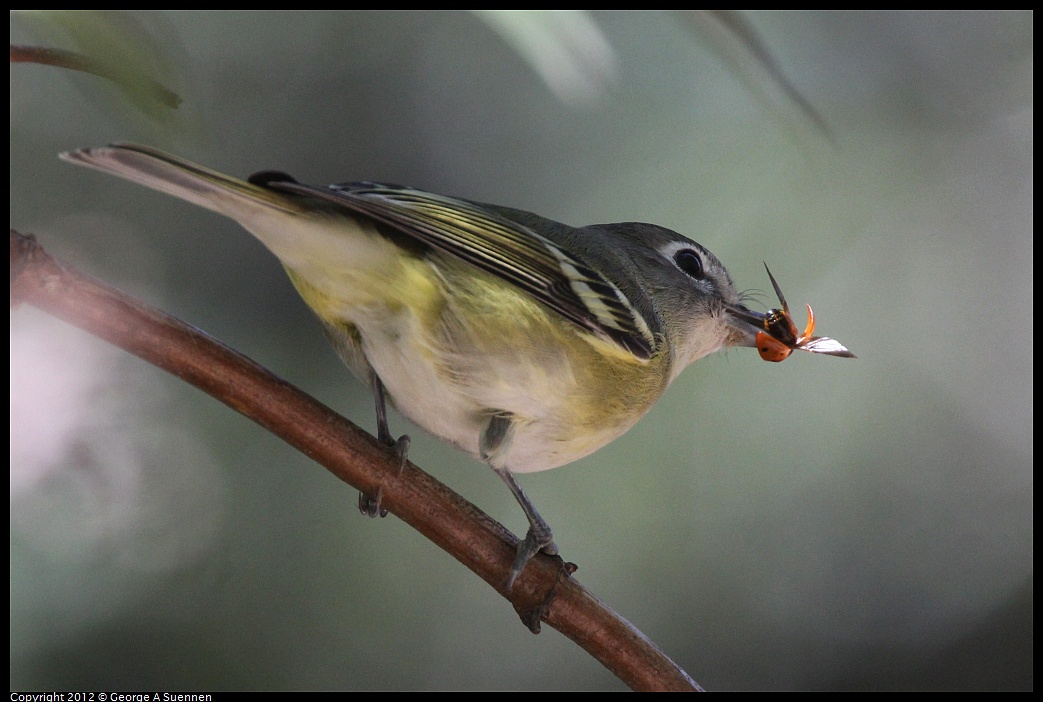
[674,249,705,279]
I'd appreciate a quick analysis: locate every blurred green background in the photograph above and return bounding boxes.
[10,11,1032,691]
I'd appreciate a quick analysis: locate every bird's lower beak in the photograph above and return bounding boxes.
[724,304,766,348]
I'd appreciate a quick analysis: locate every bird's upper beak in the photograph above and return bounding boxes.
[724,303,766,348]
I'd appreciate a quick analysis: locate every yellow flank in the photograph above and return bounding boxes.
[285,251,440,324]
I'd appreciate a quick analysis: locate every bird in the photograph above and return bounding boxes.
[61,143,778,590]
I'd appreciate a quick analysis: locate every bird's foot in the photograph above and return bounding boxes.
[358,434,410,518]
[506,522,558,591]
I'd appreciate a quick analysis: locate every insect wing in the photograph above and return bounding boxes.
[799,336,857,358]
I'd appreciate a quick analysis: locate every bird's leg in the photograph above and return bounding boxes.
[481,413,559,590]
[358,372,410,518]
[494,468,559,591]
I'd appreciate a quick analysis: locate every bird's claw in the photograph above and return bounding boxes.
[505,524,557,591]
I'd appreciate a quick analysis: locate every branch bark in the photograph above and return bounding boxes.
[10,228,703,692]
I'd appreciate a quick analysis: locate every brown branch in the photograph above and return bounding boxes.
[10,229,703,692]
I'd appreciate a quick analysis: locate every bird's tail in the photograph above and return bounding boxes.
[60,143,307,220]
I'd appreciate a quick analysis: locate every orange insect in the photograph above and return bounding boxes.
[750,265,855,363]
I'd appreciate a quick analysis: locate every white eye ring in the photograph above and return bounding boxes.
[659,240,710,281]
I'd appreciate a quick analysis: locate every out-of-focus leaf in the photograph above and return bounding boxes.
[12,10,186,126]
[678,10,832,140]
[10,44,182,109]
[471,10,618,106]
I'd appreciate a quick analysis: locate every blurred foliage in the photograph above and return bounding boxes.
[12,11,189,133]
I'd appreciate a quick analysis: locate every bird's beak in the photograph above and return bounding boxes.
[724,304,766,348]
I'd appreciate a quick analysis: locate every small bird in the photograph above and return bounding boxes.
[61,143,789,589]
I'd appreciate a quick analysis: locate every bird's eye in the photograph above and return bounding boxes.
[674,249,705,280]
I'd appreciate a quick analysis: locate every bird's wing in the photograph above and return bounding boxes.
[271,180,656,361]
